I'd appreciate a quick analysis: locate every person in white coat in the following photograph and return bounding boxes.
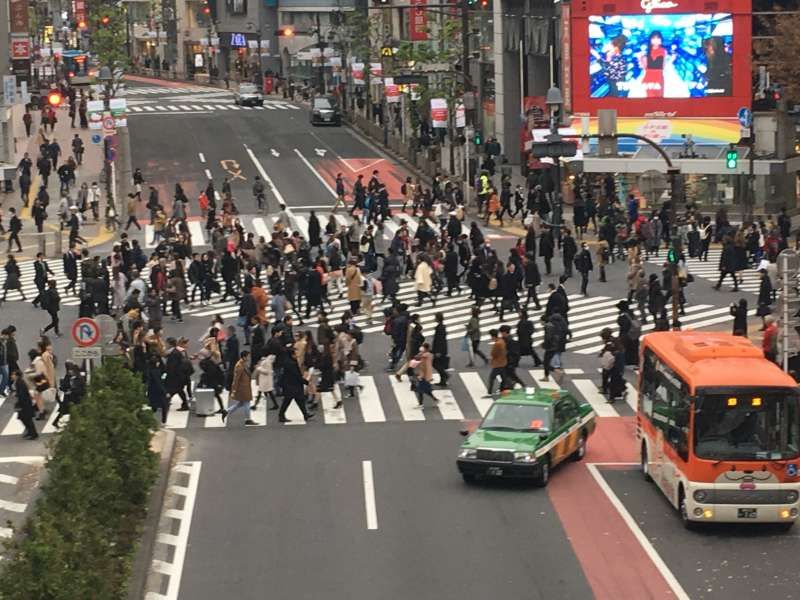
[254,354,278,410]
[414,254,435,308]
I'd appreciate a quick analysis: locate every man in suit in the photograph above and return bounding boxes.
[32,252,54,308]
[6,208,22,253]
[62,245,80,295]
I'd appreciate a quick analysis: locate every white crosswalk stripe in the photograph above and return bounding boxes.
[125,86,225,95]
[127,102,300,115]
[0,367,638,438]
[646,248,762,293]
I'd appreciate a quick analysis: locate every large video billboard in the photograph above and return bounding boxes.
[571,0,751,117]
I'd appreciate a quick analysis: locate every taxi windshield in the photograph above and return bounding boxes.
[482,403,551,433]
[313,97,334,110]
[239,84,257,94]
[694,391,800,460]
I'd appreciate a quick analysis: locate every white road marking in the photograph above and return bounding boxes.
[362,460,378,531]
[434,388,465,420]
[357,376,386,422]
[244,144,286,206]
[204,169,212,179]
[572,379,618,418]
[587,464,691,600]
[388,375,424,421]
[293,148,337,198]
[458,372,493,416]
[198,153,205,163]
[322,390,346,424]
[187,220,205,245]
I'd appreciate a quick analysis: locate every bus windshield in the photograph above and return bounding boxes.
[694,390,800,461]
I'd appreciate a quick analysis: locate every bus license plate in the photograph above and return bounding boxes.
[486,466,503,476]
[738,508,758,519]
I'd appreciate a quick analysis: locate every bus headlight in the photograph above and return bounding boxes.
[693,490,710,503]
[785,491,799,503]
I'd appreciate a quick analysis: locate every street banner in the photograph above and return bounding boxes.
[3,76,16,105]
[410,0,428,42]
[87,99,104,130]
[455,101,465,128]
[109,98,127,128]
[9,0,28,33]
[431,98,448,128]
[10,37,29,59]
[352,62,365,85]
[385,78,400,104]
[370,62,382,78]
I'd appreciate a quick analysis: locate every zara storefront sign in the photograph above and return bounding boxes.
[641,0,679,12]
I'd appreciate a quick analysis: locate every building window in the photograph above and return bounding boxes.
[226,0,247,16]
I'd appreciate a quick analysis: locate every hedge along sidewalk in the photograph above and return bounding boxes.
[0,359,159,600]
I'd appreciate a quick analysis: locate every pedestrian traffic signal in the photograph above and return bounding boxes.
[726,147,738,170]
[276,27,294,37]
[202,6,210,14]
[473,131,482,146]
[47,92,62,107]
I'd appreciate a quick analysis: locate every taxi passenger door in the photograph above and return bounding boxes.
[552,398,580,465]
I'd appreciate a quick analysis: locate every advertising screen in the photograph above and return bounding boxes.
[589,13,733,99]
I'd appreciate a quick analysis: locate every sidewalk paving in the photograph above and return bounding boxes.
[2,103,115,260]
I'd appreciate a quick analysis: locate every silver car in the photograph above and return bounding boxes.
[234,83,264,107]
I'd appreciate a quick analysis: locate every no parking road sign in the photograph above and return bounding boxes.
[72,318,100,347]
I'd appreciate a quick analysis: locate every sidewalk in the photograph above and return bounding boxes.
[3,104,115,260]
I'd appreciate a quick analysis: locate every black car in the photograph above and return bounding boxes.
[310,95,341,126]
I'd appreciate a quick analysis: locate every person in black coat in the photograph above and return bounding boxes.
[308,210,322,249]
[498,263,520,321]
[304,265,324,318]
[164,338,190,411]
[561,229,578,277]
[62,246,79,295]
[517,309,541,366]
[11,369,37,440]
[730,298,749,337]
[539,227,555,275]
[543,283,566,322]
[432,313,449,386]
[574,242,593,296]
[714,239,739,291]
[523,252,542,310]
[647,274,665,322]
[278,354,314,423]
[380,250,401,304]
[756,269,773,329]
[444,246,460,296]
[146,355,168,424]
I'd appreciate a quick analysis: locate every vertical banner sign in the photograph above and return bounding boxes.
[75,0,86,28]
[3,77,16,105]
[9,0,28,32]
[561,2,572,113]
[455,102,466,128]
[352,62,365,85]
[384,78,400,103]
[370,63,383,78]
[410,0,428,42]
[431,98,448,128]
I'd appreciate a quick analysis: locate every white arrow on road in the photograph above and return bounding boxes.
[270,148,280,157]
[314,148,327,157]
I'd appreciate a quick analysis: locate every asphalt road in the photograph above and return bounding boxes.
[179,423,594,600]
[0,78,784,599]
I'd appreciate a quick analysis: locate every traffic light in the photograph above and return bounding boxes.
[77,20,87,30]
[480,0,488,7]
[99,15,110,26]
[276,26,294,37]
[47,91,62,107]
[726,147,738,170]
[473,130,482,146]
[202,6,210,13]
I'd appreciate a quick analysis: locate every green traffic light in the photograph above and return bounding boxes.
[473,133,482,145]
[726,149,738,169]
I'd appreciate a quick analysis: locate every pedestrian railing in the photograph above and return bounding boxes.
[15,230,63,258]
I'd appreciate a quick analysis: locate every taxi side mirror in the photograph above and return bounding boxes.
[459,429,469,437]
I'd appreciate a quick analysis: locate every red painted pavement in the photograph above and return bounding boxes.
[313,157,410,201]
[548,417,676,599]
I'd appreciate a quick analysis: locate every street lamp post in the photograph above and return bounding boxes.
[545,86,563,241]
[246,22,263,87]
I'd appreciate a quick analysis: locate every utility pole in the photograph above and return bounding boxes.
[315,12,325,93]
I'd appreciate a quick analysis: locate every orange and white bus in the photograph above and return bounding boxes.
[637,331,800,529]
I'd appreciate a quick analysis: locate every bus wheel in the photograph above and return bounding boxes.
[534,456,550,487]
[641,444,652,482]
[572,433,587,461]
[679,489,699,531]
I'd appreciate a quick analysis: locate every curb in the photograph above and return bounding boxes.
[127,428,177,600]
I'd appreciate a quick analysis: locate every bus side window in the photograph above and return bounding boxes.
[641,351,657,417]
[668,387,690,462]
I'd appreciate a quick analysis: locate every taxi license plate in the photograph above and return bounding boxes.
[323,115,331,121]
[486,466,503,476]
[738,508,758,519]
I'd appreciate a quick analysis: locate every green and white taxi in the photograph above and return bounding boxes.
[457,388,597,486]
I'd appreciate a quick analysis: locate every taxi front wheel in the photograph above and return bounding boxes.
[534,457,550,487]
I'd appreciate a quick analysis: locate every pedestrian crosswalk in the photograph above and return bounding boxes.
[128,102,300,115]
[125,86,226,95]
[0,367,638,439]
[646,248,762,293]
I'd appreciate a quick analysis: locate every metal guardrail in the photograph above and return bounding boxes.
[14,231,63,258]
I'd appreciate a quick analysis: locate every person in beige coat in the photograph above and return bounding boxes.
[223,351,256,426]
[345,258,363,315]
[413,343,439,408]
[414,255,435,307]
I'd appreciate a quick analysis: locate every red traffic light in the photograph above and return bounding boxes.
[47,92,62,107]
[276,27,294,37]
[77,20,86,29]
[100,15,110,25]
[202,6,210,13]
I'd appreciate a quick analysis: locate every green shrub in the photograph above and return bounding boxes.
[0,359,159,600]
